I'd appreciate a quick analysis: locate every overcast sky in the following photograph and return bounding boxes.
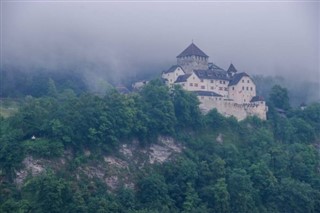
[2,1,319,83]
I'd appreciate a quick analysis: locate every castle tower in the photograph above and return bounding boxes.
[177,43,209,74]
[227,63,237,77]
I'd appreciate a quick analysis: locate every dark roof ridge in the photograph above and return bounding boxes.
[163,65,184,74]
[228,72,250,86]
[175,74,192,83]
[227,63,238,73]
[177,43,208,58]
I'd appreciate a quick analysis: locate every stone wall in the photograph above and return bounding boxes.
[177,56,208,74]
[198,96,268,120]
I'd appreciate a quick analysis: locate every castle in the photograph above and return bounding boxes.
[162,43,268,120]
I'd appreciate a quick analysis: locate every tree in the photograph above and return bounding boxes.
[140,79,176,137]
[182,182,201,213]
[172,85,202,129]
[47,78,58,97]
[276,178,316,213]
[28,172,72,213]
[269,85,290,110]
[228,169,257,213]
[137,174,170,208]
[213,178,231,213]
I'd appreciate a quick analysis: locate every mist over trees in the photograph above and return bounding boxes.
[1,64,319,108]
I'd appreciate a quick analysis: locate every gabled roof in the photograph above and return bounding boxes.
[194,69,229,80]
[193,90,222,97]
[250,96,264,102]
[163,65,184,74]
[228,72,250,86]
[175,74,192,83]
[209,63,225,71]
[177,43,208,58]
[227,63,237,73]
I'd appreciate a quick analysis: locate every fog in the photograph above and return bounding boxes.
[2,1,319,85]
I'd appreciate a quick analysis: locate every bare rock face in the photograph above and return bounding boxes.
[119,144,133,158]
[79,165,105,179]
[15,156,45,186]
[216,133,224,144]
[149,136,183,164]
[14,136,183,191]
[105,176,119,190]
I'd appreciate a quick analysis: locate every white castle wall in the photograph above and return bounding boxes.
[198,96,267,120]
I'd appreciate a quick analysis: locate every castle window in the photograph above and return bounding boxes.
[201,86,205,89]
[250,87,253,91]
[195,83,198,87]
[242,86,244,90]
[224,88,228,91]
[223,81,225,84]
[210,86,214,90]
[201,79,204,83]
[220,81,222,84]
[247,80,250,83]
[246,87,248,90]
[219,87,223,90]
[210,80,213,83]
[232,87,235,90]
[190,83,193,86]
[182,83,185,87]
[242,79,244,83]
[219,98,221,100]
[244,99,246,102]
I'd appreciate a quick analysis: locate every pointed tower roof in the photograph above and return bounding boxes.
[177,43,208,58]
[227,63,238,73]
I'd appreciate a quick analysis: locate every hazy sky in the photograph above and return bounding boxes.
[2,1,319,82]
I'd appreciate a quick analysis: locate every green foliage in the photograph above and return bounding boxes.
[172,85,202,129]
[213,178,231,213]
[269,85,290,110]
[0,78,319,213]
[23,139,63,158]
[137,173,171,210]
[140,79,176,136]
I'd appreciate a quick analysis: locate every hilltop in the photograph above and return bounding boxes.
[0,79,320,213]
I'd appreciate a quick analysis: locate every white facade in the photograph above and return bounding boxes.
[162,66,185,86]
[162,43,268,121]
[228,76,256,104]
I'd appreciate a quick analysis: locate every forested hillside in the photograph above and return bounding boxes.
[0,79,320,213]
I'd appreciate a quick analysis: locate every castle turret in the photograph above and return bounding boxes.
[177,43,209,74]
[227,63,237,77]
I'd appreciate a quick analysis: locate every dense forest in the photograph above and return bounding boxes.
[0,75,320,212]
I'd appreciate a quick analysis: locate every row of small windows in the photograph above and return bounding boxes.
[219,87,228,91]
[189,83,205,89]
[242,79,250,83]
[202,79,226,84]
[242,86,253,91]
[180,56,207,61]
[231,86,253,91]
[200,96,222,101]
